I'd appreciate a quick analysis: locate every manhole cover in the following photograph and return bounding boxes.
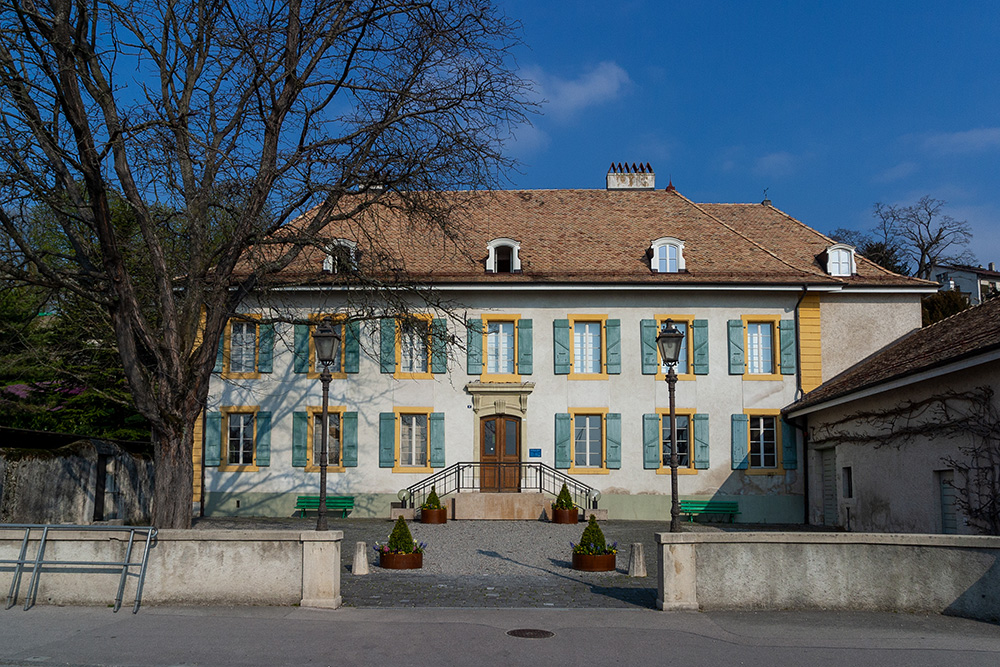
[506,629,554,639]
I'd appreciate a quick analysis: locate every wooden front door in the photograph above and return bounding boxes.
[481,416,521,492]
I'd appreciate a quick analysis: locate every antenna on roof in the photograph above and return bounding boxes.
[762,187,771,206]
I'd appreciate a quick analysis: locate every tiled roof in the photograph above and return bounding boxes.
[266,188,933,288]
[786,297,1000,414]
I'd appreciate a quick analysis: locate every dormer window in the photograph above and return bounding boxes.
[826,244,856,277]
[323,240,357,274]
[486,238,521,273]
[650,237,685,273]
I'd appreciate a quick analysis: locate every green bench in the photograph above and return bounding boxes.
[679,499,740,523]
[294,495,355,518]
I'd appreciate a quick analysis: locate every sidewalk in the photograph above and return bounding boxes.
[1,606,998,667]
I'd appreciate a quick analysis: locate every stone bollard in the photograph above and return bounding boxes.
[353,541,370,575]
[628,542,646,577]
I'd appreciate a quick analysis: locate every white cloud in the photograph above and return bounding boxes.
[753,151,797,178]
[506,122,551,159]
[523,62,631,120]
[873,161,919,183]
[921,128,1000,155]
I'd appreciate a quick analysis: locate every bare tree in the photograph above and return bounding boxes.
[0,0,530,527]
[872,196,974,280]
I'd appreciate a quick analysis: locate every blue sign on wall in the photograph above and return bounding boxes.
[529,448,542,458]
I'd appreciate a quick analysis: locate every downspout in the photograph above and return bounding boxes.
[793,285,809,525]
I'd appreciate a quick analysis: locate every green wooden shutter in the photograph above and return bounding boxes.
[342,412,358,467]
[213,336,224,373]
[640,319,659,375]
[205,412,222,466]
[728,320,745,374]
[517,319,533,375]
[431,318,447,374]
[466,319,483,374]
[293,324,310,374]
[379,412,395,467]
[782,419,797,469]
[554,413,571,468]
[692,319,709,375]
[693,413,710,469]
[553,319,571,374]
[257,323,274,373]
[380,319,395,374]
[429,412,445,467]
[731,414,749,470]
[605,319,621,374]
[255,411,271,466]
[643,413,661,469]
[344,321,361,374]
[292,412,308,467]
[779,320,797,375]
[606,413,622,469]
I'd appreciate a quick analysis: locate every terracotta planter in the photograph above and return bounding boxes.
[572,552,616,572]
[550,507,579,524]
[420,507,448,524]
[379,552,423,569]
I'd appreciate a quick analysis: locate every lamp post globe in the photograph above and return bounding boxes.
[656,319,685,533]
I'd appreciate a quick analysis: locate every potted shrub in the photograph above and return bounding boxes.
[571,514,617,572]
[550,483,579,524]
[420,485,447,524]
[374,516,426,569]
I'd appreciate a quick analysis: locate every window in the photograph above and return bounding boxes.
[217,316,273,379]
[486,238,521,273]
[310,411,342,470]
[292,409,357,469]
[842,467,853,499]
[322,240,357,274]
[657,317,691,376]
[662,414,690,468]
[467,316,532,381]
[555,410,621,473]
[644,410,707,472]
[486,320,515,375]
[746,322,774,375]
[554,316,620,378]
[748,415,777,469]
[574,321,602,374]
[825,244,855,276]
[206,406,270,472]
[641,318,707,377]
[380,316,446,378]
[650,237,686,273]
[399,319,429,374]
[378,409,445,472]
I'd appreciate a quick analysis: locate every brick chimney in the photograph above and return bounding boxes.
[607,162,655,190]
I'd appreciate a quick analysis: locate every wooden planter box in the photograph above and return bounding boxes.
[572,552,616,572]
[420,507,447,524]
[379,552,423,569]
[551,507,579,524]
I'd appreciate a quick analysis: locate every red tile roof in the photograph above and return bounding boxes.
[265,188,934,288]
[786,297,1000,414]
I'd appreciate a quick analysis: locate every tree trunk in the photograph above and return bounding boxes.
[151,420,195,529]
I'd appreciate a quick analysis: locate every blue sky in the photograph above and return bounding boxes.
[502,0,1000,265]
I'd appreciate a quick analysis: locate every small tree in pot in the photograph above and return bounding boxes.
[375,516,426,569]
[420,485,448,523]
[571,514,617,571]
[551,483,578,523]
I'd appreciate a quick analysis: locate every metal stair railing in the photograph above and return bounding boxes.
[1,524,157,614]
[402,462,598,511]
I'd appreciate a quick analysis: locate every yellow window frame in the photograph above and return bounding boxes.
[218,405,260,472]
[567,314,609,380]
[393,406,434,473]
[654,314,696,381]
[481,314,521,383]
[655,407,698,475]
[221,314,262,380]
[304,405,346,473]
[567,408,610,474]
[307,313,348,380]
[744,409,784,475]
[395,314,434,380]
[741,314,783,381]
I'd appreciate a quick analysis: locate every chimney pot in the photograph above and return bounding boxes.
[607,162,655,189]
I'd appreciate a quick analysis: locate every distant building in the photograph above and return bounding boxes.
[932,262,1000,305]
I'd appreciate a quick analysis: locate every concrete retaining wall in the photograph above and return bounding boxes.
[656,532,1000,623]
[0,528,342,609]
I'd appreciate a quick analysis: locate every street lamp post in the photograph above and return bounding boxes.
[656,319,685,533]
[311,318,340,532]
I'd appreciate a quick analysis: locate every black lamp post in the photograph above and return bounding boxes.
[311,318,340,531]
[656,319,685,533]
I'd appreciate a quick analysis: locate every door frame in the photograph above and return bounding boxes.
[465,381,535,465]
[480,414,522,492]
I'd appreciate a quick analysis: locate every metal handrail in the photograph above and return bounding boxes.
[402,462,597,510]
[1,524,157,614]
